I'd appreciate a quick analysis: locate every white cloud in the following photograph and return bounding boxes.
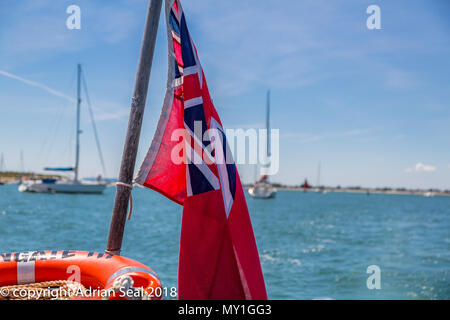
[405,162,437,173]
[282,128,372,144]
[0,69,131,122]
[187,0,368,97]
[0,1,143,64]
[0,69,75,102]
[91,104,130,121]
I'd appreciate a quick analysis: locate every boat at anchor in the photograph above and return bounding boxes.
[18,64,107,194]
[248,90,277,199]
[248,174,277,199]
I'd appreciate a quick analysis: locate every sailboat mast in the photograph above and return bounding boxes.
[266,90,271,158]
[106,0,162,255]
[316,161,321,187]
[20,150,24,172]
[75,64,81,182]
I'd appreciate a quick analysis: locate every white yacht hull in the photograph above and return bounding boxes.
[18,180,107,194]
[248,186,277,199]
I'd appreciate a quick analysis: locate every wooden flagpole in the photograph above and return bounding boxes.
[106,0,163,255]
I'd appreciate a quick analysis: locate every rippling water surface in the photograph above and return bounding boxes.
[0,184,448,299]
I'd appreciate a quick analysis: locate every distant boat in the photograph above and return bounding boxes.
[300,178,311,192]
[18,65,107,194]
[423,192,435,197]
[316,187,328,194]
[248,90,277,199]
[248,175,277,199]
[18,175,106,194]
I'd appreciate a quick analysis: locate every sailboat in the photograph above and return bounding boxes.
[314,161,328,193]
[18,64,107,194]
[248,174,277,198]
[248,90,277,199]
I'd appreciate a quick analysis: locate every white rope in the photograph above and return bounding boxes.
[115,182,134,220]
[115,182,133,189]
[107,275,149,300]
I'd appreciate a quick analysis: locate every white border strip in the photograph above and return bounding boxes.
[184,96,202,109]
[17,261,35,284]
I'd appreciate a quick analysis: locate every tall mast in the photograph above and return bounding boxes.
[106,0,162,255]
[20,150,24,172]
[75,64,81,182]
[316,161,321,187]
[266,90,271,159]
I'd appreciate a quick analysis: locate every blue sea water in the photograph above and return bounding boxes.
[0,184,449,299]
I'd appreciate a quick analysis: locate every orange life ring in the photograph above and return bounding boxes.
[0,250,162,300]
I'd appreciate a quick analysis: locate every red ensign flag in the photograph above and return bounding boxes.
[135,0,267,300]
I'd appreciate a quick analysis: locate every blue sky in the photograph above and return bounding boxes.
[0,0,449,189]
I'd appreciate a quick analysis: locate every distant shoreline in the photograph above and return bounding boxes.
[244,185,450,197]
[0,172,63,184]
[2,172,448,197]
